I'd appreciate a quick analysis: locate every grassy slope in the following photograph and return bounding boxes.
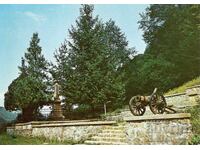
[0,107,17,123]
[165,76,200,95]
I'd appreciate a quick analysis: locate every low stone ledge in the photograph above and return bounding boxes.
[14,119,100,126]
[32,121,117,128]
[186,84,200,90]
[14,122,32,126]
[186,86,200,96]
[124,113,191,122]
[7,126,14,129]
[164,92,186,98]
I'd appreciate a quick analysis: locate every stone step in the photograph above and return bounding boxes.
[91,136,126,142]
[97,132,126,138]
[101,129,125,134]
[84,140,128,145]
[103,126,125,130]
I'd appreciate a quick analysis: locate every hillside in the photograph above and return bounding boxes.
[0,107,17,123]
[165,76,200,95]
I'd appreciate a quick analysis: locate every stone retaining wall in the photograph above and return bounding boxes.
[7,113,192,144]
[124,113,192,144]
[7,120,116,143]
[165,85,200,112]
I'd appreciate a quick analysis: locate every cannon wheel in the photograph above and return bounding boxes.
[129,96,146,116]
[149,95,167,114]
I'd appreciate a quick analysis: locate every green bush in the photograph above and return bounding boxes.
[187,106,200,134]
[189,135,200,145]
[187,105,200,145]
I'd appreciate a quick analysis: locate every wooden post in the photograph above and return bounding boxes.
[104,103,107,116]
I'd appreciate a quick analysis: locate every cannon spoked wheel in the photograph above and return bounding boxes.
[149,95,167,114]
[129,96,146,116]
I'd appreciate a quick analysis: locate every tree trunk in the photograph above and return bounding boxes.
[91,104,96,118]
[22,106,35,122]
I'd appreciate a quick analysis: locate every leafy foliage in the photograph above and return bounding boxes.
[126,4,200,100]
[52,5,134,117]
[189,135,200,145]
[4,33,51,121]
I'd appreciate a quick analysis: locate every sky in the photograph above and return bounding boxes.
[0,4,148,107]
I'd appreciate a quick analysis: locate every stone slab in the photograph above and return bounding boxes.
[164,92,186,98]
[186,84,200,89]
[14,119,101,126]
[124,113,191,122]
[32,121,117,128]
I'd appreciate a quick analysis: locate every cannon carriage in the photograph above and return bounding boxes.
[129,88,176,116]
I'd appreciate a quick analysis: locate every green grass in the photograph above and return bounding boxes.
[188,106,200,134]
[0,132,78,145]
[187,105,200,145]
[189,135,200,145]
[165,76,200,95]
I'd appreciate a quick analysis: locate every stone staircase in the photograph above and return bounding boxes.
[84,124,128,145]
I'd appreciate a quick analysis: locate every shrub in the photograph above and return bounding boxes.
[187,105,200,145]
[189,135,200,145]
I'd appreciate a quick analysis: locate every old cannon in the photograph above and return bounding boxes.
[129,88,176,116]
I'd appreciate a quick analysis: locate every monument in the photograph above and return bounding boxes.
[50,82,65,120]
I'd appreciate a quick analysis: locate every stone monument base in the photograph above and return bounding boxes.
[50,100,65,121]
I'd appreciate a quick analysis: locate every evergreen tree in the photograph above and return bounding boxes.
[51,40,74,113]
[4,33,51,122]
[53,5,133,117]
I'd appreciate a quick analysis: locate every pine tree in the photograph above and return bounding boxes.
[5,33,51,122]
[53,5,133,117]
[50,40,74,113]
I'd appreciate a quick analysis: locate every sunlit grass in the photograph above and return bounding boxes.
[0,132,78,145]
[165,76,200,95]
